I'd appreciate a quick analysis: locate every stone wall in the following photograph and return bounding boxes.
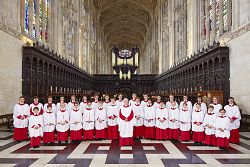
[0,30,23,115]
[228,30,250,114]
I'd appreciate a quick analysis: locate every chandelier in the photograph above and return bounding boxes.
[112,47,139,80]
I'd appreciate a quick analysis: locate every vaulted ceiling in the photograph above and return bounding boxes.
[93,0,156,50]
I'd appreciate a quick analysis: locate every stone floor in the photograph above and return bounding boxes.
[0,130,250,167]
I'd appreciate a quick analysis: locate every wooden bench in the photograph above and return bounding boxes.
[0,114,13,131]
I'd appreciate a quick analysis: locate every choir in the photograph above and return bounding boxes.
[13,94,241,150]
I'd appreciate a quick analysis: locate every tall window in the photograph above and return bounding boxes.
[39,0,43,41]
[24,0,29,33]
[223,0,228,32]
[23,0,48,43]
[32,0,36,37]
[215,0,220,38]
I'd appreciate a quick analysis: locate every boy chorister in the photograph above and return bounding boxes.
[203,105,217,146]
[44,96,56,114]
[67,95,77,111]
[29,107,43,148]
[107,98,119,139]
[80,96,88,114]
[141,94,149,109]
[168,101,180,140]
[69,102,83,141]
[166,94,178,109]
[129,93,137,107]
[193,96,207,114]
[92,94,99,110]
[153,96,161,109]
[83,101,95,140]
[192,103,205,144]
[215,109,230,149]
[95,101,107,139]
[224,97,241,144]
[57,96,68,112]
[132,97,144,138]
[179,95,192,112]
[116,93,124,110]
[29,96,44,117]
[43,104,56,144]
[103,94,110,109]
[56,103,69,143]
[209,97,222,116]
[155,101,169,140]
[13,96,29,141]
[144,99,156,139]
[179,103,191,141]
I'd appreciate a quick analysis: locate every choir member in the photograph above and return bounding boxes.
[209,97,222,116]
[95,101,107,140]
[179,103,191,141]
[141,94,149,109]
[44,96,56,114]
[153,96,161,109]
[13,96,29,141]
[83,101,95,140]
[67,95,77,111]
[92,94,99,110]
[43,104,56,144]
[192,103,205,144]
[144,99,156,139]
[80,95,88,114]
[193,96,207,114]
[155,101,169,140]
[29,96,44,116]
[224,97,241,144]
[56,103,69,143]
[168,101,180,140]
[129,93,137,107]
[103,94,110,109]
[56,96,68,112]
[166,94,179,111]
[215,109,230,149]
[107,98,119,139]
[70,102,83,141]
[116,93,124,110]
[179,95,192,111]
[132,97,144,138]
[203,105,217,146]
[29,107,43,148]
[118,98,135,146]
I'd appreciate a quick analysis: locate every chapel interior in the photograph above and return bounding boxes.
[0,0,250,166]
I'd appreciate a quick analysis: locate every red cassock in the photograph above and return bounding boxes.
[95,107,107,139]
[83,107,95,140]
[144,105,156,139]
[118,105,134,146]
[13,103,30,141]
[107,104,119,140]
[132,103,144,138]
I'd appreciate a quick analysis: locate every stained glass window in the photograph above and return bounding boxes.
[45,0,48,43]
[24,0,29,33]
[32,0,36,38]
[39,0,43,41]
[215,0,220,37]
[203,0,206,44]
[223,0,228,32]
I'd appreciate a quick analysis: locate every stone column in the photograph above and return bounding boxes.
[28,0,33,36]
[227,0,232,31]
[219,0,224,35]
[199,0,204,50]
[35,0,39,40]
